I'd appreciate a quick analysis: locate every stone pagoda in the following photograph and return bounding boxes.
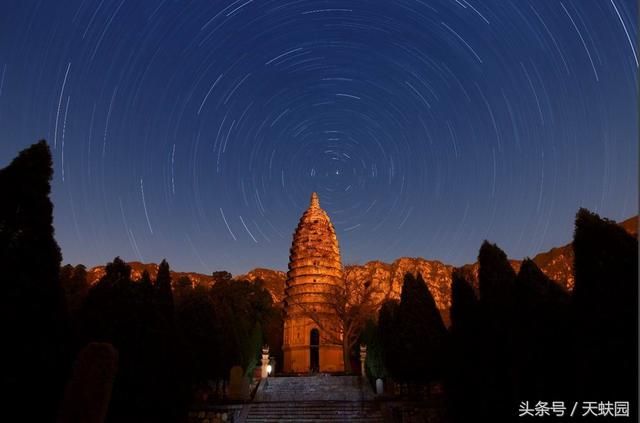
[282,192,344,373]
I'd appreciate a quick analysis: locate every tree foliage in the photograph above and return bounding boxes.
[446,210,637,422]
[446,269,480,422]
[156,258,174,315]
[76,257,187,422]
[0,140,69,421]
[572,208,638,412]
[60,263,90,316]
[360,319,387,379]
[513,259,570,400]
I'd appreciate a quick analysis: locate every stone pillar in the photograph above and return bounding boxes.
[359,344,367,377]
[260,345,270,378]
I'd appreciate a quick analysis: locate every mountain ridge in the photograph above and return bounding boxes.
[85,215,637,326]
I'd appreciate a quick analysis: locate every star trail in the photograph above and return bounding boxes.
[0,0,636,274]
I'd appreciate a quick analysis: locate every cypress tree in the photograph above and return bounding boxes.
[476,241,517,422]
[60,264,75,288]
[572,209,638,414]
[514,259,569,399]
[447,269,480,423]
[174,275,192,306]
[397,273,448,384]
[70,264,88,293]
[377,299,401,380]
[139,269,154,298]
[360,319,387,379]
[0,140,68,420]
[156,259,174,316]
[63,264,89,316]
[80,256,189,421]
[450,269,479,336]
[478,240,516,306]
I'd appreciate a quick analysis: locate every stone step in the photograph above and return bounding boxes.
[245,401,384,423]
[255,375,375,402]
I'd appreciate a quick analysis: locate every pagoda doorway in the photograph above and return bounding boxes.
[310,328,320,372]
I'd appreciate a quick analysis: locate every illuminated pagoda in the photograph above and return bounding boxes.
[282,192,344,373]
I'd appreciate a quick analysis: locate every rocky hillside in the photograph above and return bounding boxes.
[87,261,215,287]
[86,262,285,300]
[260,215,636,326]
[86,216,637,327]
[234,268,287,303]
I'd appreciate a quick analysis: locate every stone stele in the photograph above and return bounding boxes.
[282,192,344,373]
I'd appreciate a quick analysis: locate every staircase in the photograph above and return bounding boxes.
[244,401,383,422]
[243,375,383,422]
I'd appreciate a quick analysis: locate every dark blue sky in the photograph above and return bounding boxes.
[0,0,637,274]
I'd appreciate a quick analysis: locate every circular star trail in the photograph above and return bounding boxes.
[0,0,637,274]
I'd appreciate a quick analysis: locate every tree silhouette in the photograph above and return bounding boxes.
[360,319,388,379]
[176,285,219,386]
[478,240,516,307]
[60,264,75,288]
[212,270,233,284]
[70,264,88,293]
[572,208,638,416]
[447,269,480,423]
[156,258,174,317]
[476,241,517,422]
[209,279,275,379]
[174,275,193,306]
[513,259,570,400]
[60,263,90,316]
[396,273,448,384]
[78,257,187,422]
[139,269,152,285]
[0,140,69,420]
[377,299,402,380]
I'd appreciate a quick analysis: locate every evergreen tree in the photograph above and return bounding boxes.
[396,273,447,384]
[70,264,88,293]
[176,285,219,384]
[449,269,479,336]
[203,278,277,380]
[360,319,387,379]
[377,299,402,380]
[513,259,569,400]
[156,258,174,316]
[0,140,69,420]
[476,241,517,422]
[174,275,193,306]
[212,270,233,284]
[79,257,187,422]
[139,269,152,285]
[478,240,516,306]
[61,264,89,316]
[447,269,480,423]
[60,264,75,288]
[572,209,638,415]
[139,269,154,298]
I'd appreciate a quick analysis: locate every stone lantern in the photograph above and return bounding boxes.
[359,344,367,377]
[260,345,270,379]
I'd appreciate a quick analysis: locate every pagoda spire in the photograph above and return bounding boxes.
[310,192,320,209]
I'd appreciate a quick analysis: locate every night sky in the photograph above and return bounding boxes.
[0,1,637,275]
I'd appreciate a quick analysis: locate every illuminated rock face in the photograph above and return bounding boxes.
[282,192,344,373]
